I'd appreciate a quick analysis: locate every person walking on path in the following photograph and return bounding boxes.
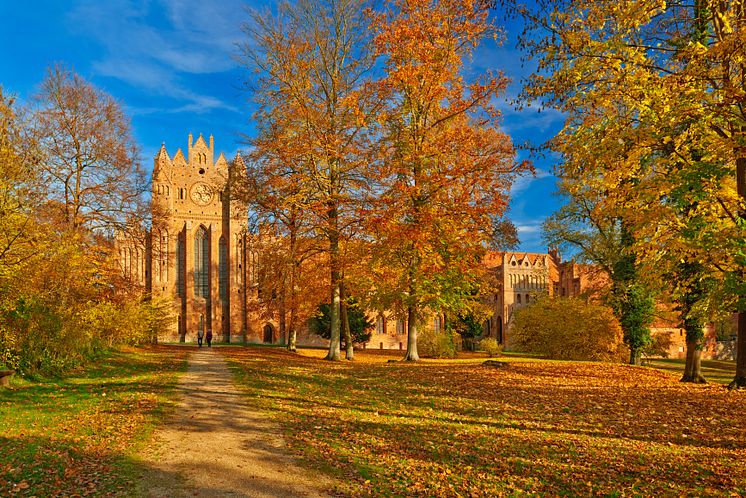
[197,329,204,347]
[206,330,213,348]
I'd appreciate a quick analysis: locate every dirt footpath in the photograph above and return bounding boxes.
[137,349,331,497]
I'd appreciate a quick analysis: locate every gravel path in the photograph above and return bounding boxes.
[137,349,332,497]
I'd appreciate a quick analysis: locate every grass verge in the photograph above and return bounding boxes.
[0,345,188,497]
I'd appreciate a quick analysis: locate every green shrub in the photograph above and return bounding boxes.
[418,328,457,358]
[0,294,173,377]
[479,337,502,357]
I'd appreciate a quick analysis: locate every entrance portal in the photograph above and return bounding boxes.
[263,324,274,344]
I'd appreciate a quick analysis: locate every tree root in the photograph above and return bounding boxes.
[727,376,746,390]
[680,374,707,384]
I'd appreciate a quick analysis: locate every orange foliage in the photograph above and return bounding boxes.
[366,0,530,359]
[226,347,746,496]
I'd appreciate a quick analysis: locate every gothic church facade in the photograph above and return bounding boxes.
[123,134,699,356]
[148,133,252,342]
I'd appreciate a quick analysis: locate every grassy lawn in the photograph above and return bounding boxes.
[225,347,746,497]
[645,358,736,385]
[0,346,188,497]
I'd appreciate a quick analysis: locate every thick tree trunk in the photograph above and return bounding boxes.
[287,281,297,353]
[681,339,706,383]
[287,295,297,353]
[729,157,746,388]
[629,346,640,366]
[279,287,287,346]
[287,212,298,353]
[287,326,297,352]
[340,280,354,360]
[403,304,419,361]
[730,311,746,389]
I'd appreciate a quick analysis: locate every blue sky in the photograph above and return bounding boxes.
[0,0,563,254]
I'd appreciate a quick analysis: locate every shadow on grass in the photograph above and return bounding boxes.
[0,434,304,498]
[646,358,736,385]
[223,346,746,496]
[0,346,191,496]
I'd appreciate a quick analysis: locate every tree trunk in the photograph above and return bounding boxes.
[325,224,341,361]
[279,286,287,346]
[629,346,640,366]
[287,326,297,352]
[287,210,298,353]
[287,275,298,353]
[403,304,419,361]
[729,157,746,388]
[730,311,746,389]
[340,280,354,360]
[681,339,707,383]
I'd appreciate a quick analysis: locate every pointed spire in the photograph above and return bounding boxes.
[154,142,170,162]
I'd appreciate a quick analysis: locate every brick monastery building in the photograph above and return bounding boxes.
[119,134,703,357]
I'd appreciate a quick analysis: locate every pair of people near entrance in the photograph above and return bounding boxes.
[197,314,212,347]
[197,329,213,347]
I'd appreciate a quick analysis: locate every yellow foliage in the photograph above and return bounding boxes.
[511,296,626,362]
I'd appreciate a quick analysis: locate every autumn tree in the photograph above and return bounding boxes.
[239,0,378,360]
[367,0,529,361]
[0,89,40,282]
[0,70,168,376]
[515,1,746,386]
[543,187,655,364]
[31,65,146,233]
[239,158,328,352]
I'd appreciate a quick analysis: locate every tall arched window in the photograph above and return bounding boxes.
[194,226,209,298]
[219,236,227,301]
[176,236,185,297]
[235,239,242,284]
[160,229,168,282]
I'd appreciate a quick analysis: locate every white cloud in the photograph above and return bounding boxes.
[67,0,246,113]
[514,221,545,252]
[509,167,553,196]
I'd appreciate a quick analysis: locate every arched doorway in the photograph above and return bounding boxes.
[496,318,503,344]
[263,324,274,344]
